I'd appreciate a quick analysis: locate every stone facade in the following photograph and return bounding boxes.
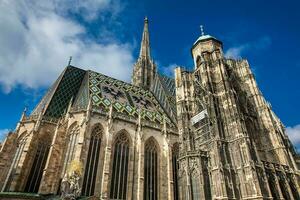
[0,18,299,200]
[175,34,300,199]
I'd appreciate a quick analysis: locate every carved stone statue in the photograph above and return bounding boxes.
[61,160,82,200]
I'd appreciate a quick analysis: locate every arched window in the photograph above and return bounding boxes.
[178,171,187,200]
[191,170,201,200]
[82,125,103,196]
[61,124,80,177]
[172,143,179,200]
[24,135,51,193]
[201,157,212,199]
[109,131,130,200]
[3,134,28,191]
[144,137,159,200]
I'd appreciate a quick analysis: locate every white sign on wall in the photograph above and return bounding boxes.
[191,109,208,125]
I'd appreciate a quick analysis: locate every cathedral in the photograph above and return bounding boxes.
[0,17,300,200]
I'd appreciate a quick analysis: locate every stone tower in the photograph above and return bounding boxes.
[175,31,300,199]
[131,17,157,89]
[0,18,299,200]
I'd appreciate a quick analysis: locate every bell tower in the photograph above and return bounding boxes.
[131,17,156,89]
[191,26,223,69]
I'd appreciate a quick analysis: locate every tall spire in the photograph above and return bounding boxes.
[131,17,156,89]
[139,16,151,59]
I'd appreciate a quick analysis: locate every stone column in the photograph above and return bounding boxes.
[161,136,171,200]
[0,132,17,190]
[167,142,174,200]
[39,122,66,194]
[279,171,295,200]
[136,133,144,200]
[100,126,113,199]
[271,171,285,200]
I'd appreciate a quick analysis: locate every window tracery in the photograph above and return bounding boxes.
[82,124,103,196]
[24,135,51,193]
[62,124,80,177]
[109,131,130,200]
[144,137,159,200]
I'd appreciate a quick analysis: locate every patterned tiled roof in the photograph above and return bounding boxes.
[31,66,86,118]
[31,66,176,127]
[74,70,175,127]
[151,73,177,123]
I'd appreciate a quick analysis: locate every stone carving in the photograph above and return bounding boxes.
[61,160,82,200]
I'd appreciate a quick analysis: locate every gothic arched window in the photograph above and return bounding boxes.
[178,171,187,200]
[62,124,80,177]
[82,125,103,196]
[3,133,28,191]
[144,137,159,200]
[109,131,130,200]
[24,135,51,193]
[172,143,179,200]
[191,170,201,200]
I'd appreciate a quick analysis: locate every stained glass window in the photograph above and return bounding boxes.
[82,125,103,196]
[191,170,201,200]
[61,124,80,177]
[109,132,130,200]
[3,134,28,191]
[144,137,159,200]
[179,171,187,200]
[24,135,51,193]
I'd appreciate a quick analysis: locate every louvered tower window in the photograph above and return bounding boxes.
[144,137,159,200]
[62,124,80,177]
[24,136,51,193]
[3,134,28,191]
[191,170,201,200]
[82,125,103,196]
[172,143,179,200]
[109,132,130,200]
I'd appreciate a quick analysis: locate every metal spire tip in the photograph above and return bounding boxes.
[68,56,72,66]
[200,25,205,36]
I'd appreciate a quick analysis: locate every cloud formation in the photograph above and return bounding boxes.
[161,63,178,77]
[0,0,134,93]
[225,36,271,59]
[0,129,10,142]
[286,124,300,151]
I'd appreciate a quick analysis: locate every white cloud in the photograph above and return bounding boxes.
[225,36,271,59]
[0,0,134,93]
[0,129,10,142]
[161,63,178,77]
[225,45,248,59]
[286,124,300,150]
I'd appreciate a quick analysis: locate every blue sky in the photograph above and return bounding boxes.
[0,0,299,150]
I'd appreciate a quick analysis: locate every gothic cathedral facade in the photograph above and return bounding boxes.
[0,18,299,200]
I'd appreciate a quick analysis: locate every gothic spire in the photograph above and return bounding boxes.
[131,17,156,89]
[139,16,151,59]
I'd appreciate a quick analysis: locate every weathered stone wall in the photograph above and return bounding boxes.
[174,36,300,200]
[0,132,18,189]
[1,106,178,200]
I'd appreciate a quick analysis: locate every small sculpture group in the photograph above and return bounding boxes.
[60,160,82,200]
